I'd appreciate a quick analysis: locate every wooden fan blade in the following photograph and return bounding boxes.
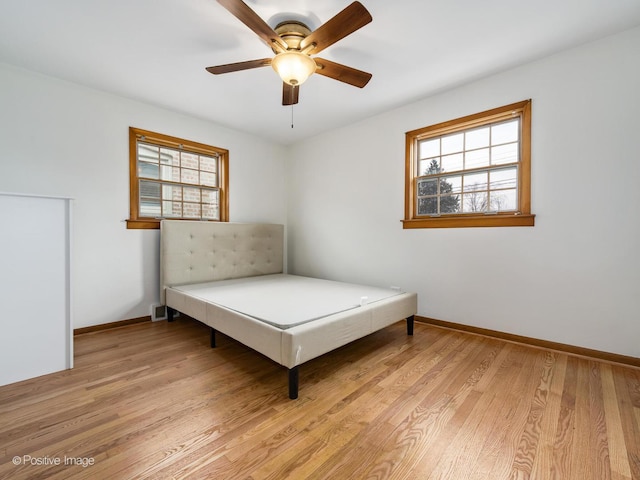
[206,58,272,74]
[282,83,299,105]
[217,0,287,52]
[299,2,372,54]
[314,58,372,88]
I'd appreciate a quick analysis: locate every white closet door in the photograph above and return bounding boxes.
[0,193,72,386]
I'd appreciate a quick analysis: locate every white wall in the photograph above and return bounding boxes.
[0,64,287,328]
[286,26,640,358]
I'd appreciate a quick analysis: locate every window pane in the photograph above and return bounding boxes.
[466,126,490,150]
[462,191,487,212]
[162,201,182,217]
[202,190,220,220]
[417,158,440,176]
[181,168,199,185]
[183,203,201,218]
[139,199,161,217]
[200,171,217,187]
[168,167,179,182]
[491,143,518,165]
[181,152,199,169]
[160,148,179,166]
[139,180,160,199]
[419,139,440,159]
[138,143,158,162]
[492,119,519,145]
[202,189,218,205]
[463,172,488,192]
[441,175,462,194]
[442,133,463,155]
[138,161,159,179]
[490,167,517,190]
[183,187,200,202]
[162,184,181,200]
[465,148,490,169]
[420,158,442,175]
[200,155,218,173]
[159,164,175,181]
[202,205,219,220]
[490,189,517,211]
[440,194,460,213]
[418,179,438,197]
[418,197,438,215]
[441,153,463,173]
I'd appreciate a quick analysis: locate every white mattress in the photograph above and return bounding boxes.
[170,274,404,329]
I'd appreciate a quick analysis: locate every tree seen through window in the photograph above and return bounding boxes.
[417,159,460,215]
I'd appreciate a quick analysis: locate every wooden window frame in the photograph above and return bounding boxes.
[127,127,229,229]
[403,100,535,229]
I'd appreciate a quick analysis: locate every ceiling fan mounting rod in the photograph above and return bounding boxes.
[274,21,313,53]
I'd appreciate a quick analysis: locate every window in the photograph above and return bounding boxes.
[127,127,229,229]
[403,100,534,228]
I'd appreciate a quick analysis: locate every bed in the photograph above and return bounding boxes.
[160,220,417,399]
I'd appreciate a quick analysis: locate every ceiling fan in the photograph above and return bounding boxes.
[206,0,373,106]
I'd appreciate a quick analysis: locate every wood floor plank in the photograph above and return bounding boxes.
[601,364,634,480]
[529,352,568,480]
[507,351,557,479]
[1,318,639,480]
[588,361,614,480]
[571,358,595,479]
[550,354,579,480]
[613,367,640,478]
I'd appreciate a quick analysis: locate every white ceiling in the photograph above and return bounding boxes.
[2,0,640,145]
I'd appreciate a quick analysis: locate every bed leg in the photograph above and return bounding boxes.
[210,328,216,348]
[407,315,414,336]
[288,367,299,400]
[167,307,176,322]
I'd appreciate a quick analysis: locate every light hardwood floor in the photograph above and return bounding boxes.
[1,318,639,479]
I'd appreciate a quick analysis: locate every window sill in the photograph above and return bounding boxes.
[126,219,161,229]
[126,218,228,230]
[402,213,535,229]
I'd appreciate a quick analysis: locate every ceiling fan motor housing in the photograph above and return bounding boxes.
[273,21,312,52]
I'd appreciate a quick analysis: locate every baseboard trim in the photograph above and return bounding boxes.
[417,316,640,368]
[73,315,639,368]
[74,316,152,335]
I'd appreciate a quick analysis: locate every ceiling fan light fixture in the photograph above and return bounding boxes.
[271,51,316,86]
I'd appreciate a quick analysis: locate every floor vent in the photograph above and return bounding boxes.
[151,304,166,321]
[152,304,180,321]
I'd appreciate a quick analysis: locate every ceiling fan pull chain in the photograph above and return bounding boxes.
[291,104,294,129]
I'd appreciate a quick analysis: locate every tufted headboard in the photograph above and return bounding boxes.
[160,220,284,304]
